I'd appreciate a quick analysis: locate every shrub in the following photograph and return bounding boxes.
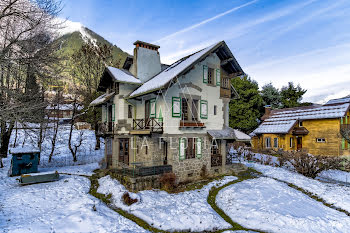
[279,151,346,178]
[159,172,176,191]
[122,192,138,206]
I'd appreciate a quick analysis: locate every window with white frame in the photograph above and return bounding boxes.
[316,138,326,143]
[290,137,293,148]
[273,138,278,148]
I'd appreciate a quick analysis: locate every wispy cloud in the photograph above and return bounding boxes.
[160,0,317,64]
[153,0,258,44]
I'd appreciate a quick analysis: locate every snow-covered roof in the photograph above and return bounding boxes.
[106,66,141,84]
[46,104,83,111]
[208,126,251,141]
[90,92,115,106]
[128,42,221,98]
[253,103,350,134]
[10,146,40,154]
[325,95,350,105]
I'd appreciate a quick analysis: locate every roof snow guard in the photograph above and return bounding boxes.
[253,103,350,135]
[126,41,244,99]
[208,126,251,141]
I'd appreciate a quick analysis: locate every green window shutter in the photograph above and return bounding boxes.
[200,100,208,119]
[216,69,221,86]
[346,116,348,124]
[172,97,181,118]
[112,104,115,122]
[196,138,202,159]
[342,138,346,150]
[150,98,156,118]
[203,65,208,83]
[179,138,186,160]
[158,107,163,122]
[341,117,344,124]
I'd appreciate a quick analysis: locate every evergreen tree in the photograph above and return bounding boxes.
[261,82,281,109]
[280,82,307,108]
[229,75,263,133]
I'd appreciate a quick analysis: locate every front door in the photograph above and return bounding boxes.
[119,138,129,165]
[297,137,302,151]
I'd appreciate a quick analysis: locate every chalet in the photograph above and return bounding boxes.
[90,40,250,182]
[251,96,350,156]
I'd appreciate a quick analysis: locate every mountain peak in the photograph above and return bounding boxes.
[55,19,96,44]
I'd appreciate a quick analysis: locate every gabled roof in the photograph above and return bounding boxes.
[208,126,251,141]
[106,67,141,84]
[325,95,350,105]
[90,92,115,107]
[253,103,350,134]
[126,41,244,99]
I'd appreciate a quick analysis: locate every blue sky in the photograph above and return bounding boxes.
[60,0,350,103]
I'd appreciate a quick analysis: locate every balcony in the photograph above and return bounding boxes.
[179,120,205,129]
[220,87,231,98]
[130,118,163,135]
[97,122,115,136]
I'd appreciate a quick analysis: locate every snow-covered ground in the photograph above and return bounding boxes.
[98,175,237,232]
[0,157,148,233]
[317,169,350,184]
[9,124,104,168]
[217,177,350,233]
[247,163,350,214]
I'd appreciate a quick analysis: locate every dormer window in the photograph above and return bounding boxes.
[299,121,303,127]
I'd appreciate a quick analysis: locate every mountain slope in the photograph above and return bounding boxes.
[52,21,129,90]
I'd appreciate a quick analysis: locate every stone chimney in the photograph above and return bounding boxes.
[132,40,161,83]
[261,105,272,121]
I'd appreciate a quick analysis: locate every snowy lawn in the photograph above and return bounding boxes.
[247,163,350,214]
[217,177,350,233]
[97,175,237,232]
[317,169,350,184]
[0,157,148,233]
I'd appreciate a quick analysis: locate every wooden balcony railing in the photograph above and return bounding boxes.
[220,87,231,98]
[133,118,163,133]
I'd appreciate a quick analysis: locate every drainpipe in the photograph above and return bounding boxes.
[124,98,137,168]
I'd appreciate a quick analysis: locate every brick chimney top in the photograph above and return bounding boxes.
[261,105,272,121]
[133,40,160,51]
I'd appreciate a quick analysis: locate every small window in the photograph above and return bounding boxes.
[208,68,214,85]
[214,105,217,115]
[290,137,293,148]
[186,138,196,159]
[273,138,278,148]
[299,121,303,127]
[316,138,326,143]
[128,105,133,118]
[265,137,271,148]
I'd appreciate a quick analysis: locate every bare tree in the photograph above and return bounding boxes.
[70,42,117,150]
[68,96,84,162]
[0,0,62,167]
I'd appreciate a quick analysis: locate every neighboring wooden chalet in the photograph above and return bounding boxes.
[46,103,83,120]
[251,96,350,156]
[90,40,250,182]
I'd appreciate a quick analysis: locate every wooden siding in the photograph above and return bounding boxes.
[252,109,350,156]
